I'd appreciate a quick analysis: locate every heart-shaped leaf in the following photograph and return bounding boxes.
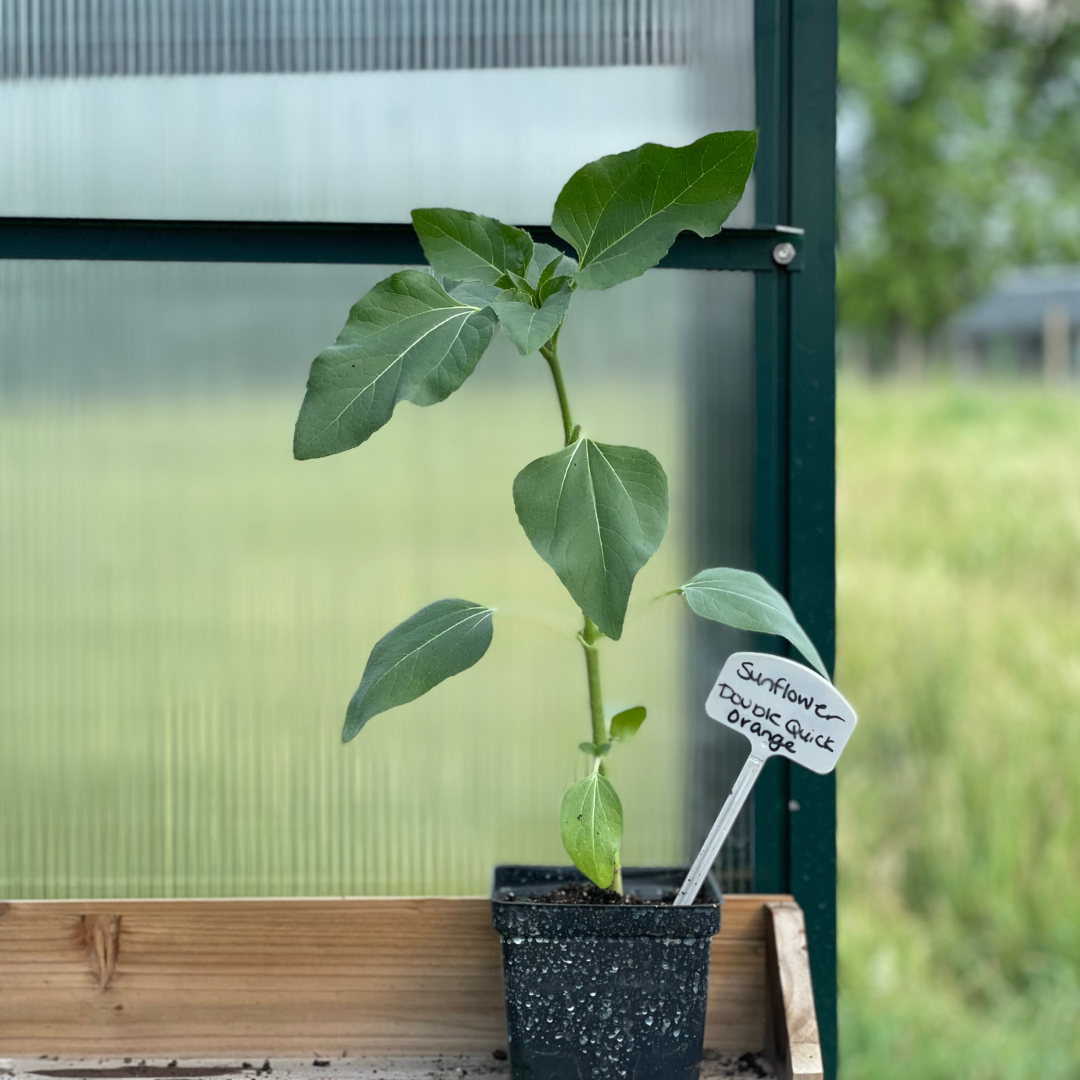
[560,771,623,888]
[679,567,829,679]
[552,130,757,291]
[343,599,495,741]
[492,280,574,355]
[412,208,534,286]
[294,271,496,460]
[610,706,647,741]
[513,439,668,639]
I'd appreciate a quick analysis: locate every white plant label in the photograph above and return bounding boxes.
[705,651,857,773]
[673,652,857,905]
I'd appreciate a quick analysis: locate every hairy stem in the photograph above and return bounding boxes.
[580,616,607,758]
[581,616,623,893]
[540,335,575,445]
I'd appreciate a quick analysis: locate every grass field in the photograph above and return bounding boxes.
[836,376,1080,1079]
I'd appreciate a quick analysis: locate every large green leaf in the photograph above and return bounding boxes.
[552,131,757,290]
[412,208,533,286]
[491,280,573,355]
[343,599,495,741]
[513,439,668,639]
[560,771,623,888]
[679,567,829,679]
[293,271,495,460]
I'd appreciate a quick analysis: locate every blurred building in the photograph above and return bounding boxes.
[954,266,1080,381]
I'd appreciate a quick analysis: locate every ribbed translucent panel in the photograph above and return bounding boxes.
[0,0,760,898]
[0,0,697,78]
[0,1,754,221]
[686,271,758,893]
[0,260,758,899]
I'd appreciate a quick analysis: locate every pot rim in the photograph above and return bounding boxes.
[490,863,724,908]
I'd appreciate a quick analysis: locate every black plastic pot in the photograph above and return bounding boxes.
[491,865,723,1080]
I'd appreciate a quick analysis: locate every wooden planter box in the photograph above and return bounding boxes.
[0,895,821,1080]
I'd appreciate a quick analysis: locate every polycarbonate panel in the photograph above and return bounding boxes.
[0,1,754,222]
[0,0,694,77]
[686,271,758,892]
[0,260,752,899]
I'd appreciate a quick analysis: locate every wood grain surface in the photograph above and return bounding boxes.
[763,901,823,1080]
[0,895,798,1061]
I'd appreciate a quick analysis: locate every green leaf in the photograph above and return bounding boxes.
[679,568,829,679]
[552,131,758,291]
[610,706,647,741]
[513,439,668,639]
[343,599,495,741]
[412,208,533,286]
[502,269,533,295]
[492,280,574,355]
[529,242,578,289]
[294,271,495,460]
[538,273,573,305]
[560,771,623,888]
[447,279,503,307]
[579,741,613,756]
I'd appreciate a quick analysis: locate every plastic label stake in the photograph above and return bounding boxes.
[673,651,858,906]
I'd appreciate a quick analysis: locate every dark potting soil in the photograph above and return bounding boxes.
[500,882,710,905]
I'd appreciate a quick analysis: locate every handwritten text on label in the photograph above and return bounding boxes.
[705,652,857,774]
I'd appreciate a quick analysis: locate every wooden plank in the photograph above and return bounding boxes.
[0,1057,777,1079]
[0,895,791,1058]
[762,901,823,1080]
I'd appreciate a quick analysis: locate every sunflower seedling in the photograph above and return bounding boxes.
[293,132,830,891]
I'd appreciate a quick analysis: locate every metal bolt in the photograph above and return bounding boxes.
[772,241,797,267]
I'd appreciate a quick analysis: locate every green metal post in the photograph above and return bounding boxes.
[754,1,839,1078]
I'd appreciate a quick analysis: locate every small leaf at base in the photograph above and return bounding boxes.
[560,772,623,888]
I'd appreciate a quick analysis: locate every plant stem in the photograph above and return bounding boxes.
[580,616,607,758]
[546,339,622,894]
[581,616,623,894]
[540,335,575,445]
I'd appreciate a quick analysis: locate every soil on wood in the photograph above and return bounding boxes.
[500,882,711,906]
[32,1070,239,1079]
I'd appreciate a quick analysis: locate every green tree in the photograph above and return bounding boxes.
[838,0,1080,354]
